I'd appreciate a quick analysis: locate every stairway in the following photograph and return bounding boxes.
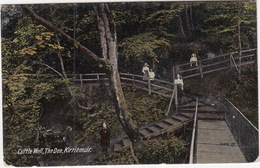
[112,96,196,152]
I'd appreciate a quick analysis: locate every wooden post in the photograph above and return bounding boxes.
[230,53,239,73]
[132,75,135,85]
[172,66,176,81]
[148,77,151,95]
[175,84,178,113]
[97,74,100,83]
[254,51,257,71]
[238,52,242,80]
[79,74,83,87]
[199,61,203,78]
[183,123,186,137]
[166,86,176,116]
[229,53,233,69]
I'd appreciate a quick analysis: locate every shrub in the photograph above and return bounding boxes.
[94,137,187,165]
[138,137,186,164]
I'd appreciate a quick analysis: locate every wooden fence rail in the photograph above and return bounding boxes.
[189,98,199,164]
[223,99,259,162]
[173,48,257,79]
[73,73,175,98]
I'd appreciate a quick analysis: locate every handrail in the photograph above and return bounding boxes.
[72,72,175,97]
[174,48,256,79]
[189,97,199,164]
[223,98,258,162]
[120,73,173,86]
[225,99,258,131]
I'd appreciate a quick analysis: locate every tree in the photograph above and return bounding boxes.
[22,4,140,162]
[199,2,256,52]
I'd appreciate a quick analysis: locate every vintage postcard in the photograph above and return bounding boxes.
[1,0,259,167]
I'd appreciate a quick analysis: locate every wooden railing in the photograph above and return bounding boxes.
[189,98,199,164]
[223,98,259,162]
[173,48,257,79]
[73,73,175,98]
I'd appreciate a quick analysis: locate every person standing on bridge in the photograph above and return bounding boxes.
[190,53,198,67]
[142,63,150,80]
[174,74,184,104]
[99,122,110,154]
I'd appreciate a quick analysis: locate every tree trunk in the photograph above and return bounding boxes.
[185,6,191,35]
[94,4,139,162]
[237,4,242,80]
[190,5,195,31]
[179,14,186,38]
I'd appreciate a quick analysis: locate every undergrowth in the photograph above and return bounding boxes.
[184,67,258,127]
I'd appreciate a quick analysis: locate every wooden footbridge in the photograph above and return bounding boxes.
[69,48,258,163]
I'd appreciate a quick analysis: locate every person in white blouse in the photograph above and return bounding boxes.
[190,53,198,67]
[174,74,184,104]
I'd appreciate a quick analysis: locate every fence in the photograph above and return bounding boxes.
[173,48,257,79]
[72,73,175,98]
[223,99,259,162]
[189,98,199,164]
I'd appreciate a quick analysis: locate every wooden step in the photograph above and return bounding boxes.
[139,129,151,137]
[161,119,175,126]
[172,115,189,121]
[179,108,195,112]
[198,112,225,120]
[147,125,163,132]
[163,117,180,125]
[179,107,196,111]
[178,113,192,119]
[169,116,182,122]
[143,127,154,133]
[180,112,194,118]
[198,105,219,112]
[155,121,172,128]
[180,100,204,107]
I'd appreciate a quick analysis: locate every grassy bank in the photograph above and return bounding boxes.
[184,67,258,127]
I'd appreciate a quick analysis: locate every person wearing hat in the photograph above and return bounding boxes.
[174,74,184,104]
[142,63,150,80]
[190,53,198,67]
[99,122,110,154]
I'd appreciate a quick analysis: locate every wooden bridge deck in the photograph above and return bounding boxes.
[196,120,246,163]
[195,103,246,163]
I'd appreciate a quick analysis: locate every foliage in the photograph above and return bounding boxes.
[123,86,167,126]
[94,147,136,165]
[3,75,71,166]
[199,2,256,51]
[94,137,186,165]
[138,137,186,164]
[2,7,73,166]
[68,85,168,144]
[119,32,171,70]
[185,68,258,127]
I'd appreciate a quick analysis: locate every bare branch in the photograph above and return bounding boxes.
[32,60,94,111]
[32,60,64,78]
[22,5,111,71]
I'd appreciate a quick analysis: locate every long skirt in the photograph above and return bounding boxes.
[190,57,198,63]
[143,70,149,80]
